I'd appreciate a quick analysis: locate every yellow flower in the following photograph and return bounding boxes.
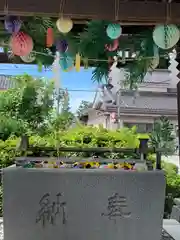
[85,162,94,168]
[108,163,114,169]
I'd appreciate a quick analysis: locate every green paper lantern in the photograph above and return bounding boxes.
[106,23,122,39]
[153,24,180,49]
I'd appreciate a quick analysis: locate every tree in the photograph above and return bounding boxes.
[0,116,22,141]
[76,100,92,118]
[50,89,74,131]
[149,116,176,155]
[0,74,54,147]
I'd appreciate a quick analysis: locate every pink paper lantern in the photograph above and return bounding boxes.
[105,39,119,52]
[10,32,33,56]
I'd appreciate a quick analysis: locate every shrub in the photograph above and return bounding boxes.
[0,185,2,217]
[0,126,179,218]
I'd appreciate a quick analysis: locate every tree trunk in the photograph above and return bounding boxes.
[18,135,29,151]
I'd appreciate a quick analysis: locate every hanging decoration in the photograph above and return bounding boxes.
[46,28,54,47]
[105,39,119,52]
[3,18,180,89]
[148,45,159,70]
[153,24,180,49]
[110,112,117,123]
[37,61,43,72]
[7,50,14,60]
[55,38,68,52]
[4,16,22,34]
[52,52,61,114]
[20,52,36,63]
[106,23,122,39]
[83,58,88,69]
[52,52,60,91]
[59,52,74,72]
[168,49,179,87]
[56,18,73,33]
[132,90,139,105]
[10,32,33,56]
[75,53,81,72]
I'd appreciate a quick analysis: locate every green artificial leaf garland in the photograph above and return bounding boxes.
[0,17,172,89]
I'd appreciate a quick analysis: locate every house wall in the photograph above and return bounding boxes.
[88,110,178,134]
[87,111,119,129]
[87,110,107,128]
[121,115,178,134]
[120,115,177,125]
[90,68,178,133]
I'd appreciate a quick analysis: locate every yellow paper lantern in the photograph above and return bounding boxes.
[56,18,73,33]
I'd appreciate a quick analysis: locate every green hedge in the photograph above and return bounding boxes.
[0,126,180,217]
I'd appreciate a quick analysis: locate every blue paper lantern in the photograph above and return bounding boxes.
[106,23,122,39]
[55,39,68,53]
[4,16,21,34]
[59,52,74,71]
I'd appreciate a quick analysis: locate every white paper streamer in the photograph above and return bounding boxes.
[168,49,179,88]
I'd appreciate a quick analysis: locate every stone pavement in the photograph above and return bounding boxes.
[163,155,180,174]
[163,219,180,240]
[0,218,179,240]
[0,218,3,240]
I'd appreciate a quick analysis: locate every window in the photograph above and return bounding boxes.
[124,122,153,133]
[167,88,177,93]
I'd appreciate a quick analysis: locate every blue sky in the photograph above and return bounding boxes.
[0,64,98,112]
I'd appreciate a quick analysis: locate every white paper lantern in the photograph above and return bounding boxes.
[20,52,36,63]
[153,24,180,49]
[56,18,73,33]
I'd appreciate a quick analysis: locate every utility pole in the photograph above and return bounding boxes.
[117,89,121,129]
[177,81,180,165]
[117,77,124,129]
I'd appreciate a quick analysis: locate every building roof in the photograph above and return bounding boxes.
[99,91,177,115]
[121,91,177,110]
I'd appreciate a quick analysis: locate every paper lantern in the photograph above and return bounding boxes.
[153,24,180,49]
[106,23,122,39]
[105,39,119,51]
[56,18,73,33]
[59,53,74,72]
[10,32,33,56]
[4,16,21,33]
[55,39,68,52]
[46,28,54,47]
[20,52,36,63]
